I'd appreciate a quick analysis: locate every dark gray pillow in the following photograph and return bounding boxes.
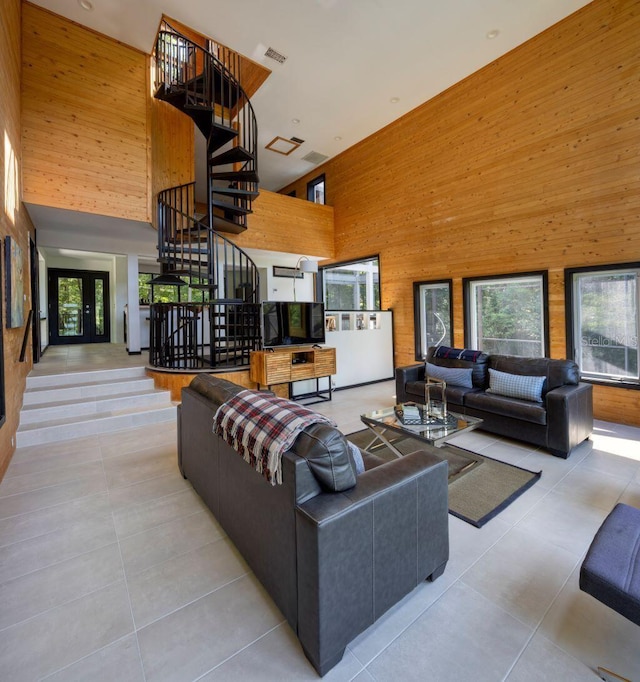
[293,423,357,491]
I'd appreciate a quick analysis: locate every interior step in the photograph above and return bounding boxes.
[207,123,240,153]
[211,199,251,217]
[210,147,254,165]
[26,366,148,390]
[211,215,248,234]
[211,186,259,200]
[16,404,177,448]
[210,170,259,184]
[19,366,176,448]
[22,376,157,407]
[20,390,171,425]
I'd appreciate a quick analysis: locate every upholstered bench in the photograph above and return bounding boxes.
[580,503,640,627]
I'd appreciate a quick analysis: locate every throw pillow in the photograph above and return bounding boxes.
[426,362,473,388]
[487,368,546,402]
[433,346,484,362]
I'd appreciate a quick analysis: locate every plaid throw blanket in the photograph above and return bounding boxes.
[434,345,483,362]
[213,390,335,485]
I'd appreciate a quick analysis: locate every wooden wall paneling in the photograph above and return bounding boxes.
[149,96,194,227]
[0,0,35,479]
[278,0,640,425]
[22,3,150,221]
[148,369,260,402]
[231,190,335,258]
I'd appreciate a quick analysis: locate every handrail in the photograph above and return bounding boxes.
[19,309,34,362]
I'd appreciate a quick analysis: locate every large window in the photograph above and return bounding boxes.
[321,256,380,310]
[464,272,548,357]
[413,280,452,359]
[566,264,639,383]
[307,174,325,204]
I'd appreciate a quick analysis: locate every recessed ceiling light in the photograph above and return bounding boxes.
[78,0,94,10]
[486,29,499,39]
[291,118,300,124]
[390,97,400,104]
[334,136,342,141]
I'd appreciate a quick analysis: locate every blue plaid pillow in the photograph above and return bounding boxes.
[487,368,546,402]
[426,362,473,388]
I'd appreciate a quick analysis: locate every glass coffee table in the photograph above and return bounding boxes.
[360,404,483,457]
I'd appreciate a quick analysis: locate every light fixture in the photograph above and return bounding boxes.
[486,29,499,39]
[148,273,187,287]
[390,97,400,103]
[292,256,318,302]
[334,136,342,141]
[78,0,94,10]
[292,118,300,124]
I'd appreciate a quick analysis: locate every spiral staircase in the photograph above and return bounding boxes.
[150,23,261,370]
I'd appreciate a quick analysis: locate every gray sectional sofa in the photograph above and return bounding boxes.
[178,374,450,676]
[396,346,593,458]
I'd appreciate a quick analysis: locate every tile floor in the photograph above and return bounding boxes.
[1,345,639,681]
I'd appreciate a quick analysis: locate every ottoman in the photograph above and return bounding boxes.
[580,502,640,627]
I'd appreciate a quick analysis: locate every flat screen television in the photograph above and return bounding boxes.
[261,301,326,348]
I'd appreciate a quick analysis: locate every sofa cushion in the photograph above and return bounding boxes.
[487,368,546,402]
[489,355,580,394]
[465,391,547,425]
[293,423,357,492]
[426,346,490,388]
[426,362,473,388]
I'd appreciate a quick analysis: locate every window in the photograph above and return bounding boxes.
[464,272,548,357]
[307,174,325,204]
[320,256,380,310]
[413,280,452,360]
[138,274,210,303]
[566,264,639,383]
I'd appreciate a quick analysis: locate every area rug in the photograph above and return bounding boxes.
[346,429,541,528]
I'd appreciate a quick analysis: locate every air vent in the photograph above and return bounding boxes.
[290,137,305,144]
[301,151,329,165]
[265,47,287,64]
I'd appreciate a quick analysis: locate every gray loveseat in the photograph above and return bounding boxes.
[178,375,449,676]
[396,346,593,458]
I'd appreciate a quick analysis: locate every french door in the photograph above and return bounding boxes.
[48,269,110,345]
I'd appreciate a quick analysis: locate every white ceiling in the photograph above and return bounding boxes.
[30,0,593,192]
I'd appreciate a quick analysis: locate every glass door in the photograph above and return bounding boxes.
[48,269,110,344]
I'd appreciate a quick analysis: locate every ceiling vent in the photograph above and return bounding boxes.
[301,151,329,165]
[264,47,287,64]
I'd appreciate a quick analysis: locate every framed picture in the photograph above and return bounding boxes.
[272,265,304,279]
[5,236,24,328]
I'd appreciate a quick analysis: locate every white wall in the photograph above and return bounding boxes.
[250,255,316,302]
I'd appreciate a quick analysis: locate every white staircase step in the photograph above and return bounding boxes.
[16,404,177,448]
[20,390,172,425]
[26,366,147,390]
[23,377,156,406]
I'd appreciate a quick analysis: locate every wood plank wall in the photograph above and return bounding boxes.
[0,0,36,477]
[21,3,150,221]
[279,0,640,426]
[232,190,335,258]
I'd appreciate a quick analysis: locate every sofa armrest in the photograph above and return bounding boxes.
[546,382,593,457]
[395,363,425,403]
[294,450,448,675]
